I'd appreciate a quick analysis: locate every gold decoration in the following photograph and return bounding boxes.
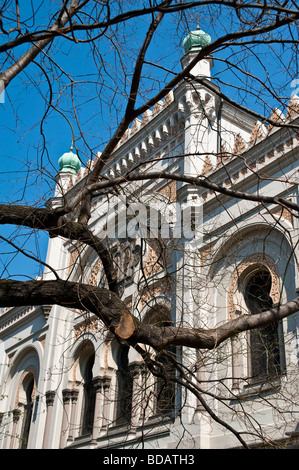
[74,317,99,340]
[287,96,299,119]
[157,180,177,202]
[270,205,293,226]
[267,108,284,132]
[201,155,213,175]
[233,133,246,154]
[249,121,265,145]
[88,259,102,286]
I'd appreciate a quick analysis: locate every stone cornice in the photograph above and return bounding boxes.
[0,304,50,335]
[198,119,299,208]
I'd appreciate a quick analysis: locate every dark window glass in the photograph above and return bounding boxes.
[81,352,96,435]
[115,345,133,425]
[245,270,281,382]
[143,306,176,417]
[21,377,34,449]
[155,349,176,415]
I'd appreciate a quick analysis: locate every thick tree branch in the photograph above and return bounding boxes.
[0,278,126,334]
[0,204,118,293]
[0,278,298,352]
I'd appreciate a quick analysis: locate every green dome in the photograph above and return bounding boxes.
[58,150,81,174]
[183,27,211,53]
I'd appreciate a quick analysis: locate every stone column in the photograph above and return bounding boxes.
[42,390,56,449]
[9,408,21,449]
[137,363,149,425]
[59,389,72,448]
[130,364,142,432]
[16,402,26,448]
[67,389,79,443]
[138,364,155,423]
[91,377,104,442]
[101,377,111,431]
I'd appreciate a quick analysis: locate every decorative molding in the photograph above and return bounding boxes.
[287,95,299,119]
[14,366,37,408]
[112,239,141,297]
[143,240,170,278]
[74,316,99,341]
[41,305,52,320]
[45,390,56,407]
[269,204,293,226]
[138,279,172,309]
[88,258,103,286]
[68,246,82,276]
[0,305,49,333]
[228,254,280,320]
[216,144,230,167]
[249,121,267,145]
[143,244,161,278]
[267,108,285,133]
[62,388,73,404]
[201,155,213,175]
[233,133,246,154]
[157,180,177,202]
[37,334,46,348]
[197,132,298,204]
[103,340,113,376]
[199,242,215,269]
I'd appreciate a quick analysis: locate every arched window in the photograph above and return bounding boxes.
[244,269,281,382]
[20,373,35,449]
[79,345,96,436]
[115,344,133,426]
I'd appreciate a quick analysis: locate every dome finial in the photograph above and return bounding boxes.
[58,145,81,175]
[183,26,211,53]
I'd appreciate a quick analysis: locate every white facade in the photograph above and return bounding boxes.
[0,44,299,450]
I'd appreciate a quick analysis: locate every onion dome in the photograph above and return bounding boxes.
[58,148,81,174]
[183,26,211,53]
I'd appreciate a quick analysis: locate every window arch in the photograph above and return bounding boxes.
[5,348,40,450]
[228,256,285,387]
[115,344,133,426]
[75,341,96,436]
[19,372,35,449]
[244,269,281,382]
[81,350,96,435]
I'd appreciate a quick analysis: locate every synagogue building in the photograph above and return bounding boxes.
[0,28,298,449]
